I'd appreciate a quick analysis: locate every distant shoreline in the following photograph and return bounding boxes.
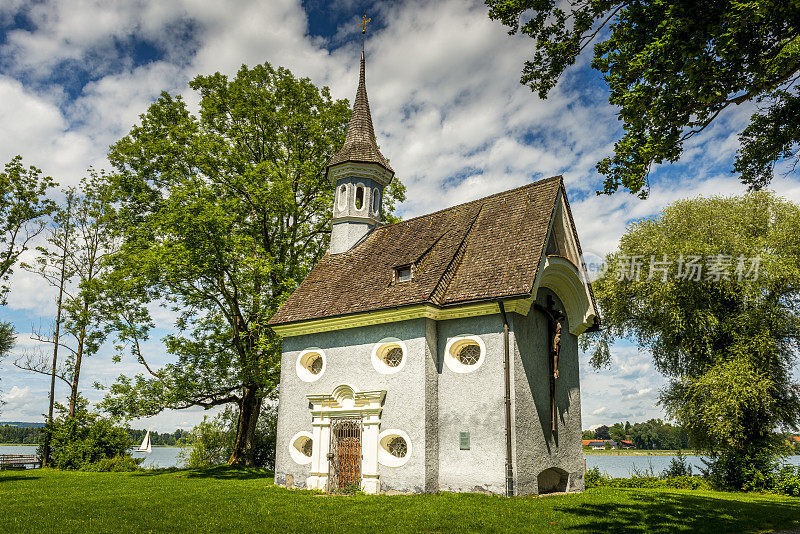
[583,449,700,456]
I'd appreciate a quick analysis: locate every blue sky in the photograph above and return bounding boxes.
[1,0,799,432]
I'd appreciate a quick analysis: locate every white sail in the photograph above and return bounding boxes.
[136,430,152,453]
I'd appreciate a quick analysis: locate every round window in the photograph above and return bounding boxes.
[371,339,407,374]
[388,436,407,458]
[338,184,347,210]
[296,348,326,382]
[444,335,486,373]
[384,347,403,367]
[302,438,313,457]
[378,429,412,467]
[289,432,314,465]
[457,343,481,365]
[308,353,323,374]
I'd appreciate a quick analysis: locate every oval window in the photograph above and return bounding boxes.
[338,184,347,211]
[444,335,486,373]
[388,436,407,458]
[372,190,380,213]
[457,343,481,365]
[296,348,326,382]
[378,429,412,467]
[371,339,408,374]
[355,185,364,210]
[289,432,314,465]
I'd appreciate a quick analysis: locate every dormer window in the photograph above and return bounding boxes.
[395,265,412,283]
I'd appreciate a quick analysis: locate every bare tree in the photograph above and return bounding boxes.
[16,175,115,418]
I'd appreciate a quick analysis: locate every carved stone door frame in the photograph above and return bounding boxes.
[306,384,385,494]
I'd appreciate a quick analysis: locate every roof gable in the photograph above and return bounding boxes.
[269,176,578,326]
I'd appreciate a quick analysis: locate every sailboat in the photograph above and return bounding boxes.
[135,429,152,453]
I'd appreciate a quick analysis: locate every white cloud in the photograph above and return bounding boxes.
[0,76,98,187]
[3,385,31,402]
[623,387,653,401]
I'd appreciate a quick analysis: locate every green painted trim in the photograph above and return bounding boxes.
[270,298,534,338]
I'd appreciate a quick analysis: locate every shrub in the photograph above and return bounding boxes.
[253,405,277,469]
[585,466,608,488]
[588,474,711,490]
[662,450,693,478]
[41,398,134,470]
[81,454,143,472]
[774,465,800,497]
[179,415,232,468]
[700,447,779,491]
[179,404,277,468]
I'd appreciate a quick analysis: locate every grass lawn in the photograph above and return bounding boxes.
[1,467,799,533]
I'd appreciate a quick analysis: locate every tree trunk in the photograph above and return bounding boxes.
[228,384,262,466]
[43,272,66,466]
[44,194,72,466]
[68,315,87,418]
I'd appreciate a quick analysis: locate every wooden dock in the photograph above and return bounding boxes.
[0,454,41,470]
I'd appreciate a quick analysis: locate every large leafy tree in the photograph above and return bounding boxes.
[585,192,800,487]
[0,156,57,303]
[486,0,800,196]
[100,63,405,465]
[0,155,55,416]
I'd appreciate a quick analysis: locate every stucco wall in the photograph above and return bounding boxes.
[510,288,584,495]
[274,295,585,495]
[274,318,430,492]
[436,314,508,494]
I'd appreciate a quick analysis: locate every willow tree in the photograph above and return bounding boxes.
[585,192,800,488]
[100,63,405,465]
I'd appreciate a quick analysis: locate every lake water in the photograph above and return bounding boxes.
[3,445,800,477]
[586,454,800,478]
[0,445,184,469]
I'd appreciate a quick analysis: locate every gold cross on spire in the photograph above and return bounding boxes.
[359,13,370,34]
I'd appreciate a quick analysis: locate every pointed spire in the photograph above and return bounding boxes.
[327,51,394,175]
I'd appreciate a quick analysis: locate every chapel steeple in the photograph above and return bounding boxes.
[327,51,393,174]
[327,48,394,255]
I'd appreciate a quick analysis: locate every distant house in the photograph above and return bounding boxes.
[582,440,607,450]
[581,439,633,450]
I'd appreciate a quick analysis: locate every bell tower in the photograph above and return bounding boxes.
[326,50,394,254]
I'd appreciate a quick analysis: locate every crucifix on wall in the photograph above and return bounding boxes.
[536,294,565,434]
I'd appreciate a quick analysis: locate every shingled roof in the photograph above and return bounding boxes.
[326,51,393,174]
[269,175,568,327]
